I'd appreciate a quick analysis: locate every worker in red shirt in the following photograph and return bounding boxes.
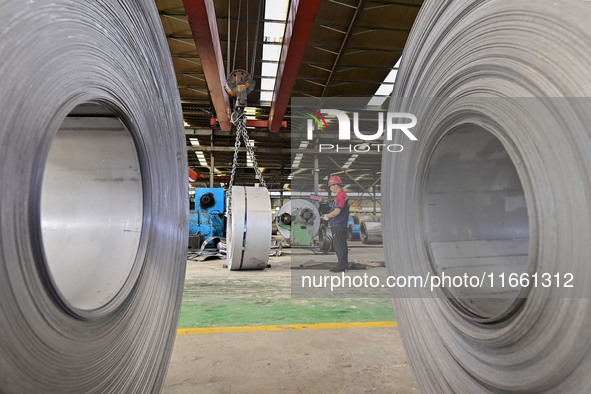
[322,175,350,272]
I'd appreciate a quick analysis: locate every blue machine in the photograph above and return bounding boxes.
[189,188,226,245]
[348,224,361,241]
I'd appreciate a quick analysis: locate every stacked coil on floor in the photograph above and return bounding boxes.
[382,0,591,391]
[353,213,377,224]
[0,0,187,392]
[226,186,272,270]
[318,225,334,252]
[360,222,382,244]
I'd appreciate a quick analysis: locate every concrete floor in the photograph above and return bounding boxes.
[163,240,418,393]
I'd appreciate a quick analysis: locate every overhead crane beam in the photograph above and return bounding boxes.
[268,0,322,132]
[182,0,233,131]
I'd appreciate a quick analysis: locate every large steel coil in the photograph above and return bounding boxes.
[360,222,382,244]
[0,1,187,392]
[353,213,376,225]
[382,0,591,392]
[227,186,272,270]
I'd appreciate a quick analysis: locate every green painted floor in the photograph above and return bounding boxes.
[179,246,395,329]
[178,297,396,328]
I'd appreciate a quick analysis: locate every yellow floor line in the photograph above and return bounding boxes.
[177,321,397,335]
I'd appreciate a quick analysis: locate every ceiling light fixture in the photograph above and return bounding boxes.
[368,58,402,107]
[260,0,290,103]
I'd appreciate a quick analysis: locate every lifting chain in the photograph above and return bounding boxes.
[227,112,267,189]
[225,69,266,214]
[241,119,266,189]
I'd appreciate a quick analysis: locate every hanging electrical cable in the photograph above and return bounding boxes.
[231,0,242,72]
[227,0,231,76]
[250,0,263,76]
[224,0,270,271]
[246,0,249,73]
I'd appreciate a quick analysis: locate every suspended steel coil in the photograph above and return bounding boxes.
[0,0,187,392]
[382,0,591,391]
[227,186,272,270]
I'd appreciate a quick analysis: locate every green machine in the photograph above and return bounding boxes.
[276,199,321,246]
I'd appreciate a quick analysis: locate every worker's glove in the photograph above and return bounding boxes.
[322,215,329,221]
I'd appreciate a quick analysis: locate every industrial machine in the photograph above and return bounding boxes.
[189,188,226,248]
[276,199,320,247]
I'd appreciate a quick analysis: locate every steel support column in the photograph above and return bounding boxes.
[314,154,319,193]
